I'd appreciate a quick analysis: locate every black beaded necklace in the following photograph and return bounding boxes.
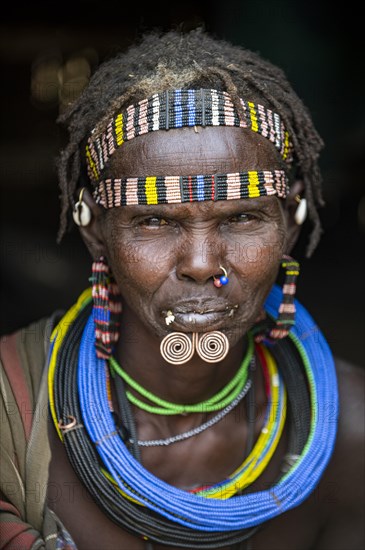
[52,302,310,548]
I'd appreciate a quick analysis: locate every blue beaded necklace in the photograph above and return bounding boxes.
[77,285,338,531]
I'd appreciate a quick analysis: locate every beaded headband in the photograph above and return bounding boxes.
[94,170,288,208]
[86,88,293,182]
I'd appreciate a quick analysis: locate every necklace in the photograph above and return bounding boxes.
[114,346,286,496]
[109,333,254,415]
[194,344,286,498]
[50,297,261,547]
[77,286,338,528]
[130,376,252,447]
[49,284,338,547]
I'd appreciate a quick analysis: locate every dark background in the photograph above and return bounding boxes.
[1,0,364,365]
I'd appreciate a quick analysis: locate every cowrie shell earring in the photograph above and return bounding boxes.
[294,196,307,225]
[73,188,92,227]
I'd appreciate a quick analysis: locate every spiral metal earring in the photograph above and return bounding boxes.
[160,332,194,365]
[195,331,230,363]
[160,330,230,365]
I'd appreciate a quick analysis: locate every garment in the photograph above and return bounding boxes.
[0,314,248,550]
[0,313,77,550]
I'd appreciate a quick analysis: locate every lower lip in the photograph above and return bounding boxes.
[172,311,229,331]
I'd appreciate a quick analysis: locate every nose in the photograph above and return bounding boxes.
[176,234,226,285]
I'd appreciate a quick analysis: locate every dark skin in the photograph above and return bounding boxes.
[48,126,364,549]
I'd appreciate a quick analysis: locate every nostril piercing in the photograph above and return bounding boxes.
[213,265,229,288]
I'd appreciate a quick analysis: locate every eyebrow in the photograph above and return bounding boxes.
[120,197,278,218]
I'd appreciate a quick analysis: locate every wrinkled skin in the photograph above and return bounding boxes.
[48,126,364,549]
[81,126,297,403]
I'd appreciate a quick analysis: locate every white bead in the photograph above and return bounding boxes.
[294,198,307,225]
[72,201,92,226]
[166,315,175,325]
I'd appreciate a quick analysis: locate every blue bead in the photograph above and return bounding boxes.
[220,276,229,285]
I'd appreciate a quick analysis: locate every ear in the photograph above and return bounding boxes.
[283,180,306,253]
[74,187,107,260]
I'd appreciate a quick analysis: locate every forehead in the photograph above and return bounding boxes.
[106,125,284,178]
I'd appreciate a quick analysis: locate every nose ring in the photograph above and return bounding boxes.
[213,265,229,288]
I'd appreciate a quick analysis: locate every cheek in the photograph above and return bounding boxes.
[229,217,285,262]
[105,235,175,300]
[229,224,286,300]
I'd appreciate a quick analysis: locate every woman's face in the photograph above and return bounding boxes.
[96,126,289,347]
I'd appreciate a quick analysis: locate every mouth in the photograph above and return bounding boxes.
[162,302,239,332]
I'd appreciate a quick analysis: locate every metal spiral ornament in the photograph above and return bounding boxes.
[160,332,194,365]
[195,331,230,363]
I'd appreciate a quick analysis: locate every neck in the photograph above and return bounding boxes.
[115,305,249,405]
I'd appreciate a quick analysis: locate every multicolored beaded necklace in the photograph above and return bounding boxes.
[48,285,338,547]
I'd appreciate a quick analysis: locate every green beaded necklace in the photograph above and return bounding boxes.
[109,333,254,415]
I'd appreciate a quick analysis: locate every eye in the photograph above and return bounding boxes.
[228,213,258,224]
[139,216,169,227]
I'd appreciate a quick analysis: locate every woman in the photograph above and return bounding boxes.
[1,29,363,550]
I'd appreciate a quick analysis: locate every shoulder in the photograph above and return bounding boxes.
[0,311,63,441]
[314,355,364,494]
[314,357,364,549]
[0,312,63,519]
[332,357,364,490]
[334,357,364,445]
[0,311,63,399]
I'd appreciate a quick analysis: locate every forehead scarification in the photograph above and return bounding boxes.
[107,126,284,178]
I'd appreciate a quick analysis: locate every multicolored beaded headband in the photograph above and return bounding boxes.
[86,88,293,182]
[94,170,288,208]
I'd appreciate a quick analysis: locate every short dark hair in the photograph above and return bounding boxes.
[57,28,324,255]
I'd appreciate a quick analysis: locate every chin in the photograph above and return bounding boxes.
[222,320,255,347]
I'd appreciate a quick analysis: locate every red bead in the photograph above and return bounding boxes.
[213,278,222,288]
